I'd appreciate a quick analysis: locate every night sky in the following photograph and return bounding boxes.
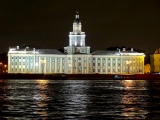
[0,0,160,54]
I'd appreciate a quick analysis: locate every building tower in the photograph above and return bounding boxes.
[64,12,90,54]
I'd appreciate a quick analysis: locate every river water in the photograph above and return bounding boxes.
[0,79,160,119]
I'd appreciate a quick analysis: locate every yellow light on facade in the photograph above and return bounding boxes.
[126,60,132,65]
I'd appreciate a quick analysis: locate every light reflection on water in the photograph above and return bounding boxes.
[0,79,160,119]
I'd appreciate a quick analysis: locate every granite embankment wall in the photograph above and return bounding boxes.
[66,74,114,80]
[135,74,160,80]
[0,74,44,79]
[0,73,114,80]
[0,73,160,80]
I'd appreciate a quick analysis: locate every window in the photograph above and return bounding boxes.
[108,63,110,66]
[98,63,100,66]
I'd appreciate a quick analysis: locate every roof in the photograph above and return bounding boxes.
[9,47,64,54]
[91,50,144,55]
[35,49,64,54]
[91,50,120,55]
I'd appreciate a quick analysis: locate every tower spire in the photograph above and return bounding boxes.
[74,11,80,23]
[64,12,90,54]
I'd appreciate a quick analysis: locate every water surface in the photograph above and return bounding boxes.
[0,79,160,119]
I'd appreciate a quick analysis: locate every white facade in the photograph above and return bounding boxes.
[8,13,145,74]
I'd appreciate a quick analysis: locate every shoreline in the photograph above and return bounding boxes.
[0,73,160,80]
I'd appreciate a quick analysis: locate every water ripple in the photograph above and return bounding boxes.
[0,79,159,119]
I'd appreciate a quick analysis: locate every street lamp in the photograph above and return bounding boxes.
[126,60,132,74]
[4,64,7,73]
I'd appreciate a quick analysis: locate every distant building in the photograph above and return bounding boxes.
[8,13,145,74]
[144,64,150,73]
[150,48,160,73]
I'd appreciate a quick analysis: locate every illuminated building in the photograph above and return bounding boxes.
[8,13,145,74]
[91,49,144,74]
[150,48,160,73]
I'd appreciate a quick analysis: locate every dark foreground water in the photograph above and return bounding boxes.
[0,79,160,119]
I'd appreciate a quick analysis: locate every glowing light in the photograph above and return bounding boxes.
[122,80,134,90]
[35,63,38,66]
[36,79,48,84]
[126,60,132,65]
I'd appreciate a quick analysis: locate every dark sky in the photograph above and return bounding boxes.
[0,0,160,54]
